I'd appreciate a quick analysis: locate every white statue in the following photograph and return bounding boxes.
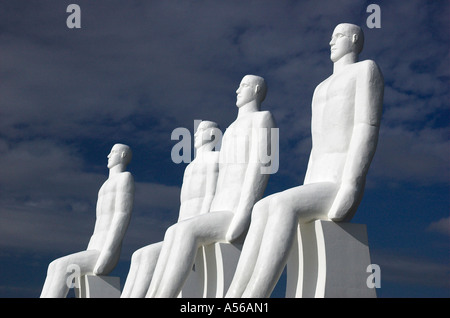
[40,144,134,298]
[121,121,220,298]
[226,23,384,298]
[146,75,276,297]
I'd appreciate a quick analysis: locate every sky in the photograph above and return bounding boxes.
[0,0,448,298]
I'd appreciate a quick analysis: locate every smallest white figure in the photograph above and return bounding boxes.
[40,144,134,298]
[121,121,220,298]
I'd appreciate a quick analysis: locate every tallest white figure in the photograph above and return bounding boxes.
[226,23,384,298]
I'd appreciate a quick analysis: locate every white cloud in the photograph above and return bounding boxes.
[427,217,450,236]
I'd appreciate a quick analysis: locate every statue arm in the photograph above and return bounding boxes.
[226,112,275,241]
[304,87,319,185]
[304,82,329,185]
[328,61,384,221]
[199,156,219,215]
[94,173,134,274]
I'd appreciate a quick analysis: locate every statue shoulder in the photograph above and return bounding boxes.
[210,151,220,162]
[200,151,220,164]
[119,171,133,180]
[252,110,276,129]
[357,59,383,79]
[117,171,135,191]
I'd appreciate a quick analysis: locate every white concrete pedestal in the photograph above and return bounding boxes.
[180,242,241,298]
[75,275,121,298]
[179,220,376,298]
[286,220,376,298]
[179,247,207,297]
[206,242,242,297]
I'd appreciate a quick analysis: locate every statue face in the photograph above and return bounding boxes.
[329,24,356,62]
[236,76,258,108]
[194,123,212,149]
[107,144,125,168]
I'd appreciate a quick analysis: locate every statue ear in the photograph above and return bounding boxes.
[254,84,261,95]
[352,34,358,44]
[208,129,214,141]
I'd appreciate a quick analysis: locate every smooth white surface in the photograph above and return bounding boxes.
[121,121,220,298]
[40,144,134,298]
[75,275,121,298]
[226,23,383,298]
[286,220,376,298]
[178,247,208,298]
[146,75,275,298]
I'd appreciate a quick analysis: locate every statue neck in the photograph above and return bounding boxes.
[196,143,214,155]
[333,52,358,73]
[109,164,125,178]
[237,101,259,118]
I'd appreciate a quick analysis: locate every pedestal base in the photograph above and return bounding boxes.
[75,275,121,298]
[286,220,376,298]
[180,243,241,298]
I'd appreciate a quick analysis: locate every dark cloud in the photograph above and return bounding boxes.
[372,249,450,292]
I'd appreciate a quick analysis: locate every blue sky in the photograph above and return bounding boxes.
[0,0,448,298]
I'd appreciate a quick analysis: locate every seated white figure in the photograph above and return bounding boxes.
[40,144,134,298]
[121,121,220,298]
[226,23,384,298]
[146,75,276,298]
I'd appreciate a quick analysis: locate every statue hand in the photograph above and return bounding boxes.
[327,183,360,222]
[226,213,250,242]
[93,262,107,275]
[93,251,114,275]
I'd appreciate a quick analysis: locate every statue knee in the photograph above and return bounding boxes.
[268,196,284,214]
[253,195,273,214]
[164,223,187,241]
[48,258,68,276]
[175,221,193,238]
[250,200,267,221]
[164,223,177,239]
[46,261,55,275]
[48,259,60,272]
[164,221,196,247]
[131,249,141,263]
[253,199,265,212]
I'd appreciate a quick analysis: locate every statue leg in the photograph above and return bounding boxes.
[40,250,100,298]
[121,248,143,298]
[147,211,234,298]
[241,182,338,297]
[145,222,181,297]
[225,197,271,297]
[121,242,163,298]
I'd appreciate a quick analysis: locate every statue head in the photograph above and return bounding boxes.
[329,23,364,63]
[194,121,220,149]
[107,143,132,169]
[236,75,267,109]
